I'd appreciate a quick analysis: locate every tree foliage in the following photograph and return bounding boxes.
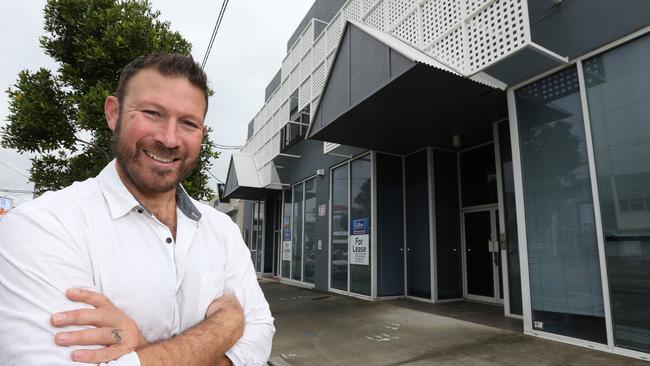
[2,0,219,200]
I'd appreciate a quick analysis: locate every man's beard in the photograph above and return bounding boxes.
[112,116,199,193]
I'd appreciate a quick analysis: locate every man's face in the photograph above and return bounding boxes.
[111,68,206,194]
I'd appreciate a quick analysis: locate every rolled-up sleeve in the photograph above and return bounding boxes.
[0,206,139,366]
[223,221,275,366]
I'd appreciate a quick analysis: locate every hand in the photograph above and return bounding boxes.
[51,288,148,363]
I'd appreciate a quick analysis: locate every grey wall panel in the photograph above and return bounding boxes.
[287,0,348,52]
[314,20,327,39]
[276,139,352,291]
[484,48,563,87]
[224,157,239,197]
[350,25,389,107]
[433,149,462,300]
[405,150,431,299]
[389,48,414,79]
[376,153,405,296]
[529,0,650,60]
[321,28,351,125]
[264,70,281,102]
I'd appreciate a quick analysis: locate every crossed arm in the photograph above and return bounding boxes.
[50,288,244,365]
[0,207,274,365]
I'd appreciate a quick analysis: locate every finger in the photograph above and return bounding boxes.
[66,288,111,307]
[51,308,104,327]
[55,327,121,346]
[71,345,129,364]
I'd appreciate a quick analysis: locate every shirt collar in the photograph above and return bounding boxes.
[98,159,202,222]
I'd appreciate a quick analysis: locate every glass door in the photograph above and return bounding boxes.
[464,208,502,303]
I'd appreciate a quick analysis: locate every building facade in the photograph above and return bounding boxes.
[224,0,650,360]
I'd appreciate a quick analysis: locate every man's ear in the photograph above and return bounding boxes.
[105,96,119,132]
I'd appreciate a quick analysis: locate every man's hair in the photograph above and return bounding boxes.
[116,53,209,113]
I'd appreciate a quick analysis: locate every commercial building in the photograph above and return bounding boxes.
[224,0,650,360]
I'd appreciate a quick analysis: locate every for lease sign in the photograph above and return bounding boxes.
[350,234,369,265]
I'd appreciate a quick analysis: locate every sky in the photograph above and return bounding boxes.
[0,0,315,207]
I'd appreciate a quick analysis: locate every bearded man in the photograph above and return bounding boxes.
[0,53,274,365]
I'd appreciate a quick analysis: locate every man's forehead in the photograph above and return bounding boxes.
[122,68,207,115]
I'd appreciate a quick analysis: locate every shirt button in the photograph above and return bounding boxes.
[166,237,173,244]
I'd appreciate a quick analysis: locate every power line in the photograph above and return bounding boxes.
[201,0,230,68]
[202,142,242,150]
[206,169,224,184]
[0,188,33,194]
[0,161,29,179]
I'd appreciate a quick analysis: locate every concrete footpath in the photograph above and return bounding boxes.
[261,280,646,366]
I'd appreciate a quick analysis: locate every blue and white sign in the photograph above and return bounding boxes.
[282,216,291,241]
[351,218,369,235]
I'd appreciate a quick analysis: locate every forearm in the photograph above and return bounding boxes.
[137,301,243,366]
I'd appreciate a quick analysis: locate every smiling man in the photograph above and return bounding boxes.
[0,53,274,365]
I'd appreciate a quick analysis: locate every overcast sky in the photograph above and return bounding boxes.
[0,0,314,206]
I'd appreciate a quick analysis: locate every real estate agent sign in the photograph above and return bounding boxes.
[350,218,369,265]
[282,241,292,261]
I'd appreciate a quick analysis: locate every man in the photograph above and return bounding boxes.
[0,53,274,365]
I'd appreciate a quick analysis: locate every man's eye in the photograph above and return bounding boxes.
[181,120,199,129]
[143,110,160,116]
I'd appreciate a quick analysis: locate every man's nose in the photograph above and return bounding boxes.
[157,120,181,148]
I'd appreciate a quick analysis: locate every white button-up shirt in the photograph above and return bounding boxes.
[0,160,274,365]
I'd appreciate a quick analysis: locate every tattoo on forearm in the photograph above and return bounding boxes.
[112,328,122,343]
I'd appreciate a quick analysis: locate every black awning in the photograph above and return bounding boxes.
[308,22,507,153]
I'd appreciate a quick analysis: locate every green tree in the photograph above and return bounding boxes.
[2,0,219,200]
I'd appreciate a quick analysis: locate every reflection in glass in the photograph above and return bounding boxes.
[292,184,303,281]
[350,155,371,295]
[585,34,650,353]
[303,179,317,284]
[516,66,606,343]
[251,201,259,268]
[331,165,349,291]
[498,122,523,315]
[282,189,292,278]
[460,143,498,207]
[257,201,264,273]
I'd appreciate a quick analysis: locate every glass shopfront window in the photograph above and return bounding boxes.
[331,164,349,291]
[330,154,372,296]
[250,201,264,273]
[282,189,292,278]
[280,178,316,284]
[585,34,650,353]
[350,155,371,295]
[515,66,606,343]
[304,180,317,284]
[291,185,303,281]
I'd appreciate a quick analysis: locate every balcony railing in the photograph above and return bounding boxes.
[241,0,542,187]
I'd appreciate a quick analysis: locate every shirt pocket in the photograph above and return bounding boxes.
[198,272,225,318]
